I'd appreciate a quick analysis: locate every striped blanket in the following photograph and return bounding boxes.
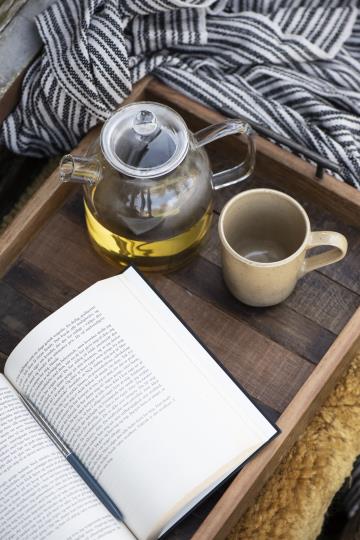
[1,0,360,188]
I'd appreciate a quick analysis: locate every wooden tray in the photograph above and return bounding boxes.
[1,77,360,540]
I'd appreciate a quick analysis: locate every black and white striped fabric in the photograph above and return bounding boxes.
[1,0,360,188]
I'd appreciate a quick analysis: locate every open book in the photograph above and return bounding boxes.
[1,267,278,540]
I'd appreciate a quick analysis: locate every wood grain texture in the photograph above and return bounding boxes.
[0,280,49,355]
[191,306,360,540]
[149,275,313,412]
[0,165,75,276]
[211,175,360,296]
[21,209,117,291]
[20,191,335,365]
[8,196,312,413]
[3,259,80,311]
[0,76,152,277]
[0,147,50,221]
[0,79,359,540]
[201,216,359,335]
[0,351,7,372]
[170,255,335,364]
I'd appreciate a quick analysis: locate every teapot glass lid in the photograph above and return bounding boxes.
[100,102,189,178]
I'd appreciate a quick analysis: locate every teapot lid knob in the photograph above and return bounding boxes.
[133,110,158,136]
[100,102,189,178]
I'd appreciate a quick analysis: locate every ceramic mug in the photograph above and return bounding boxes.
[218,188,348,307]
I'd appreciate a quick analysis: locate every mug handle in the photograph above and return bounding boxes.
[194,120,256,190]
[300,231,348,276]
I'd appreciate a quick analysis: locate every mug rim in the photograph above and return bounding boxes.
[218,188,311,267]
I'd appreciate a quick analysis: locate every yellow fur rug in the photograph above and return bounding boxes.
[228,353,360,540]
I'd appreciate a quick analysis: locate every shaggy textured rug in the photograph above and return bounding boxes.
[228,353,360,540]
[1,168,359,540]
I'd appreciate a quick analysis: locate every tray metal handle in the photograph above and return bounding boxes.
[233,115,342,180]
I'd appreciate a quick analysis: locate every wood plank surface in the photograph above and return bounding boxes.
[17,191,334,364]
[4,256,301,414]
[201,216,359,335]
[211,175,360,296]
[58,192,358,361]
[0,79,359,540]
[3,190,313,414]
[192,307,360,540]
[0,351,7,372]
[0,280,49,355]
[0,77,151,276]
[150,276,314,412]
[3,259,79,312]
[0,148,52,222]
[171,255,335,364]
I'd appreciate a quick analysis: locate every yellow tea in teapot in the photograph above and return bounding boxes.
[84,196,212,272]
[60,101,255,273]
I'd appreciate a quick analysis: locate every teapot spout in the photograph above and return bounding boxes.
[59,154,101,186]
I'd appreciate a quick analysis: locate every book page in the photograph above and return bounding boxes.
[5,268,277,540]
[0,375,134,540]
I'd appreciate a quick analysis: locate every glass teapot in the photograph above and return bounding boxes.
[60,102,255,272]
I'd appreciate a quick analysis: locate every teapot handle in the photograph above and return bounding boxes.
[194,120,255,190]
